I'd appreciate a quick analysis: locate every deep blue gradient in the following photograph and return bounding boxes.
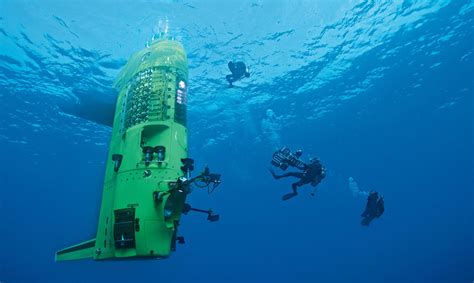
[0,1,473,282]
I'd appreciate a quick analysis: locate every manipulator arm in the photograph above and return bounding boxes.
[180,158,221,193]
[182,203,220,222]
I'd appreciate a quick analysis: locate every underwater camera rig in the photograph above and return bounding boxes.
[271,147,306,170]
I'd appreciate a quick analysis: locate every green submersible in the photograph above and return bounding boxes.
[56,39,221,261]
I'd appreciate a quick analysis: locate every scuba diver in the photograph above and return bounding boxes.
[226,61,250,87]
[361,191,385,226]
[269,147,326,201]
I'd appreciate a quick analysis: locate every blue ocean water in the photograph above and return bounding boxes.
[0,0,473,282]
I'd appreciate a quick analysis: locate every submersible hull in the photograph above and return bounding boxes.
[56,40,190,260]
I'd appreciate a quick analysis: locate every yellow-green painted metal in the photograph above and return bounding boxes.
[56,39,189,261]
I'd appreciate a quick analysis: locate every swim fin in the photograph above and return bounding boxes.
[282,192,297,201]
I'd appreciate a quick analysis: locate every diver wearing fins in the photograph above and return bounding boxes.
[226,61,250,87]
[269,147,326,200]
[361,191,385,226]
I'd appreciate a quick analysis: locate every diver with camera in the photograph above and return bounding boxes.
[269,147,326,201]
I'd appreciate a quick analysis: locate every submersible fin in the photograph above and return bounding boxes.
[58,88,116,127]
[55,239,96,261]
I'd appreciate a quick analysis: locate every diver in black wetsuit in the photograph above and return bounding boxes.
[361,191,385,226]
[270,157,326,201]
[226,61,250,87]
